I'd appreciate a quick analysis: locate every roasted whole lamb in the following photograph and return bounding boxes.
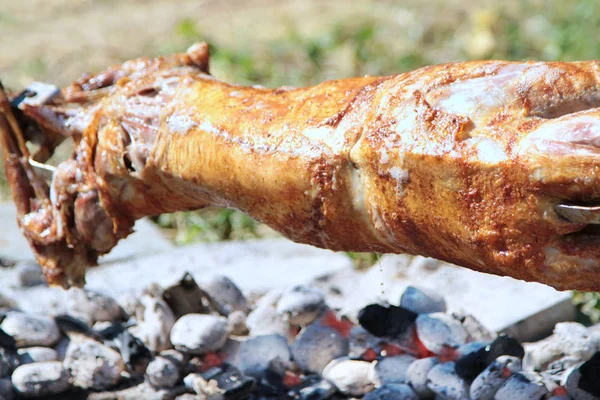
[2,43,600,290]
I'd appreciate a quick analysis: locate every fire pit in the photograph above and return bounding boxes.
[0,236,598,399]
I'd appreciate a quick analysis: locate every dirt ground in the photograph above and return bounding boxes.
[1,0,449,88]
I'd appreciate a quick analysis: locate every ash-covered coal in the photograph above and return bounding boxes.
[0,269,598,400]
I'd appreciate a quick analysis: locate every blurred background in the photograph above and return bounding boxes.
[1,0,600,318]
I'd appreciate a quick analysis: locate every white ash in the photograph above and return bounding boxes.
[170,314,228,354]
[11,361,70,398]
[469,355,522,400]
[17,347,58,364]
[322,357,375,397]
[370,354,416,386]
[363,383,418,400]
[129,294,176,353]
[64,336,125,390]
[0,312,60,348]
[237,334,292,378]
[276,284,327,325]
[400,285,446,315]
[416,313,468,354]
[146,356,180,389]
[201,275,249,315]
[246,302,290,338]
[227,310,249,336]
[406,356,439,398]
[426,362,470,400]
[292,324,348,374]
[524,322,597,371]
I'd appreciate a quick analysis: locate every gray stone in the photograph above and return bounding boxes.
[370,355,416,386]
[237,334,291,378]
[129,294,176,353]
[66,288,123,324]
[322,358,375,397]
[17,347,58,364]
[416,313,468,354]
[494,372,549,400]
[292,324,348,374]
[170,314,229,355]
[15,262,45,287]
[400,286,446,314]
[0,312,60,347]
[363,383,418,400]
[63,336,125,390]
[469,355,522,400]
[11,361,70,397]
[201,275,249,315]
[0,379,12,400]
[227,310,248,336]
[426,362,469,400]
[276,284,326,325]
[405,357,439,398]
[146,356,180,389]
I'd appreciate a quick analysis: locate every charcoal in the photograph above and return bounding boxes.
[357,304,417,338]
[287,375,336,400]
[486,334,524,364]
[197,363,255,399]
[578,351,600,396]
[0,327,15,349]
[455,333,523,380]
[111,329,152,374]
[162,273,210,318]
[54,314,100,340]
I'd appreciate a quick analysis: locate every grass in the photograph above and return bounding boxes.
[2,0,600,314]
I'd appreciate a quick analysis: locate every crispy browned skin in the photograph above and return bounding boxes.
[3,43,600,290]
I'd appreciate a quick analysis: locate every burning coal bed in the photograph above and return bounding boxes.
[0,271,599,400]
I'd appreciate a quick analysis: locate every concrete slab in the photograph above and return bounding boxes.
[0,203,173,263]
[84,239,353,297]
[312,254,575,342]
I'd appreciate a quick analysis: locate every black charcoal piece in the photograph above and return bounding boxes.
[358,304,417,338]
[201,363,255,400]
[455,334,523,381]
[486,334,524,364]
[0,327,15,349]
[579,351,600,396]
